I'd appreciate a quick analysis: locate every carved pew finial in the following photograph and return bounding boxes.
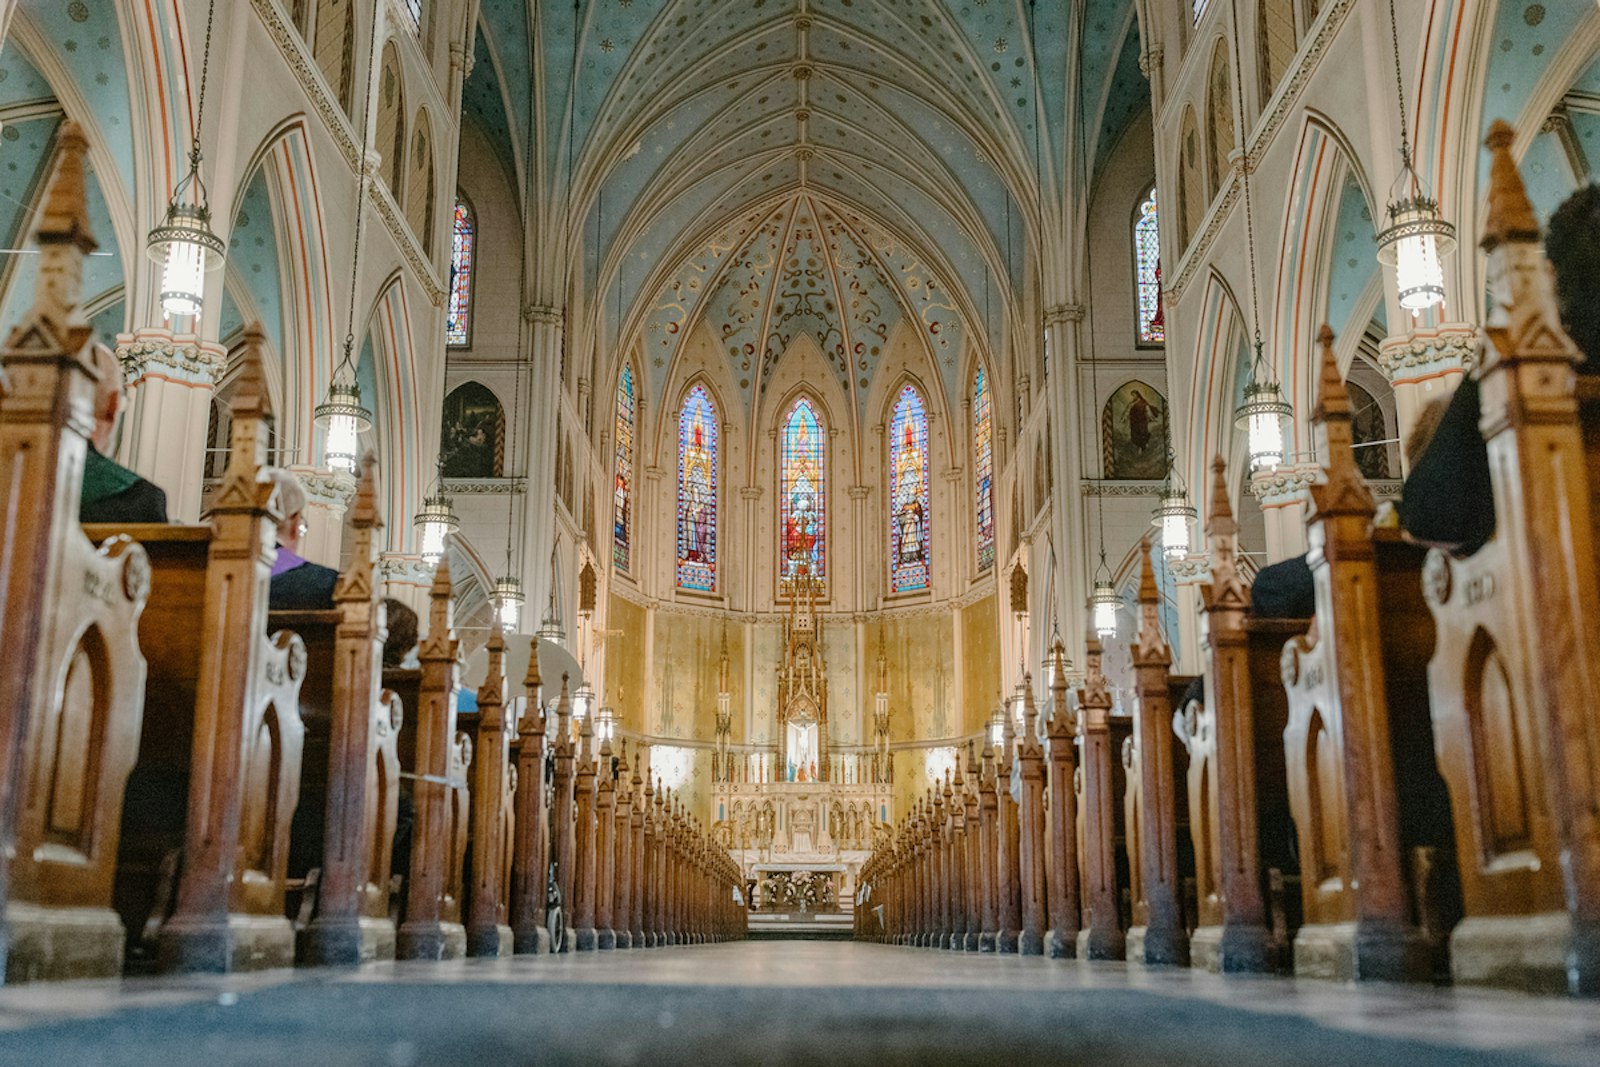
[1204,455,1249,612]
[479,624,507,717]
[333,455,382,605]
[1310,324,1375,517]
[1481,121,1541,253]
[16,119,96,350]
[1133,537,1169,665]
[556,673,572,756]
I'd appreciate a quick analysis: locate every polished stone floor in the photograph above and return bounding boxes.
[0,942,1594,1066]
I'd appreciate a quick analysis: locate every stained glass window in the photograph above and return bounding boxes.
[613,364,635,572]
[446,196,473,347]
[888,385,931,593]
[779,397,826,587]
[677,386,718,592]
[1135,188,1164,345]
[973,367,995,571]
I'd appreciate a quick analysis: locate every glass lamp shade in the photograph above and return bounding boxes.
[1153,487,1197,559]
[572,683,595,723]
[1377,196,1457,314]
[535,610,566,645]
[597,707,616,744]
[412,492,459,563]
[146,202,225,320]
[313,379,372,474]
[988,713,1005,748]
[493,576,524,630]
[1234,379,1293,470]
[1091,578,1120,639]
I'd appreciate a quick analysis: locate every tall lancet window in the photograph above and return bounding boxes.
[1135,187,1164,345]
[888,384,931,593]
[779,397,826,587]
[973,367,995,571]
[676,386,718,592]
[612,363,636,572]
[446,196,473,347]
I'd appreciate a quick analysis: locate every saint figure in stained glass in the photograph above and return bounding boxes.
[613,364,635,571]
[779,397,826,586]
[677,386,718,591]
[446,196,473,347]
[888,385,930,593]
[974,367,995,571]
[1136,187,1165,345]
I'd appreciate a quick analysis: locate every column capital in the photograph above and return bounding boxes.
[1167,554,1212,585]
[1248,462,1319,505]
[1137,46,1164,78]
[289,464,357,509]
[117,329,227,387]
[1375,326,1478,383]
[739,485,764,500]
[524,303,564,326]
[380,553,435,586]
[847,485,871,500]
[1045,304,1084,326]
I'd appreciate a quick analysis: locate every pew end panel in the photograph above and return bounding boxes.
[6,534,151,982]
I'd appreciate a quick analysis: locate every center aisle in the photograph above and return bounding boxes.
[0,943,1592,1066]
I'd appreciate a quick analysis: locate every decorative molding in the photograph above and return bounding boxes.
[1082,479,1164,497]
[379,554,435,584]
[524,303,564,326]
[290,465,357,508]
[443,477,529,494]
[1169,0,1356,304]
[251,0,445,307]
[607,571,997,622]
[1248,464,1318,504]
[1167,555,1212,584]
[1375,327,1479,379]
[1046,303,1085,326]
[117,333,228,387]
[739,485,764,500]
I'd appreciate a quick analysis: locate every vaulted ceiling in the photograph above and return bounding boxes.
[465,0,1147,416]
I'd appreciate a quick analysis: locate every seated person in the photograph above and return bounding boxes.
[79,342,168,523]
[382,598,420,669]
[1398,182,1600,555]
[266,469,340,610]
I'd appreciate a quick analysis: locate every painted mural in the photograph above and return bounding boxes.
[1101,380,1168,480]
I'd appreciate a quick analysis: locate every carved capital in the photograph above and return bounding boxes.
[1167,554,1212,585]
[290,464,357,509]
[1375,327,1479,380]
[524,303,564,326]
[380,553,435,584]
[1248,463,1318,505]
[739,485,764,500]
[117,331,227,387]
[847,484,871,500]
[1045,303,1084,326]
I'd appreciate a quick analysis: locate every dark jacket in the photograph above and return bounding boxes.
[80,446,168,524]
[269,557,341,611]
[1398,376,1495,556]
[1250,554,1316,619]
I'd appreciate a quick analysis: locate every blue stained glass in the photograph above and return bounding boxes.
[974,368,995,571]
[888,385,930,593]
[613,364,635,571]
[1136,187,1165,345]
[779,397,826,587]
[446,197,472,347]
[677,386,718,592]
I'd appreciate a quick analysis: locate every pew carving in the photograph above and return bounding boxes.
[994,710,1022,954]
[572,705,599,951]
[1422,123,1600,995]
[0,123,153,982]
[1045,642,1081,958]
[465,627,514,957]
[1077,638,1125,961]
[1017,683,1048,956]
[510,640,551,954]
[1127,539,1190,967]
[551,678,576,950]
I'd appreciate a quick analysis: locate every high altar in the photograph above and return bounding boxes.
[710,572,894,910]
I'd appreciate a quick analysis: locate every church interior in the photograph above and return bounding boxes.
[2,0,1600,1062]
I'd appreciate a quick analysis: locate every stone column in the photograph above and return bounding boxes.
[289,466,356,567]
[523,306,564,623]
[379,555,433,616]
[1167,557,1210,676]
[1046,304,1090,664]
[115,330,226,522]
[1375,327,1476,473]
[1250,464,1318,564]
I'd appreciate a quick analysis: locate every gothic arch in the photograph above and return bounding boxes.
[1205,39,1237,197]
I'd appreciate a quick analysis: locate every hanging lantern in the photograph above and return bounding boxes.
[597,706,616,744]
[1091,578,1120,639]
[146,1,223,320]
[412,488,459,563]
[1376,188,1456,314]
[494,575,524,630]
[988,708,1005,749]
[313,367,372,474]
[1234,342,1293,471]
[1153,485,1197,559]
[573,682,595,723]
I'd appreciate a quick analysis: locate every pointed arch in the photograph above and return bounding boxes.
[612,361,637,573]
[314,1,356,113]
[887,383,931,594]
[1134,185,1164,344]
[405,110,436,255]
[676,383,720,592]
[1178,106,1205,248]
[447,192,474,347]
[778,394,827,588]
[1206,40,1236,195]
[376,42,405,194]
[972,363,996,573]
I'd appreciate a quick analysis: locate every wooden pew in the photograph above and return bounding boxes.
[461,627,514,957]
[1075,640,1129,960]
[1420,123,1600,995]
[94,330,309,974]
[1018,683,1048,956]
[1184,456,1306,974]
[1279,326,1459,982]
[0,123,153,982]
[1124,539,1193,968]
[1044,646,1081,958]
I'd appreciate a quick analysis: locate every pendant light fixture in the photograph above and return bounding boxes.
[494,576,525,630]
[1228,0,1292,471]
[1374,0,1455,314]
[413,457,459,564]
[314,6,381,472]
[146,0,225,320]
[1152,443,1197,559]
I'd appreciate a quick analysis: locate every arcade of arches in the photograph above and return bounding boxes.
[2,0,1600,1062]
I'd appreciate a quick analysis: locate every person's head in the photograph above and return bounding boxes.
[1545,183,1600,364]
[382,597,419,669]
[89,342,125,452]
[265,468,309,550]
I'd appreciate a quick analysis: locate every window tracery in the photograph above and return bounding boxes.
[1135,188,1165,345]
[973,367,995,572]
[446,196,473,347]
[888,385,930,594]
[779,397,826,588]
[677,386,718,592]
[613,364,635,572]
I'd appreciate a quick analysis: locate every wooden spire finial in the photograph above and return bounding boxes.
[1208,454,1234,530]
[1482,120,1540,252]
[478,624,506,712]
[524,635,542,692]
[1137,534,1159,605]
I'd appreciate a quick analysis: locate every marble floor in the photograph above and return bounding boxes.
[0,942,1594,1066]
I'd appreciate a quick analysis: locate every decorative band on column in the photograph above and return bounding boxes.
[116,329,227,388]
[524,303,564,326]
[1167,554,1212,587]
[1045,304,1085,327]
[1248,463,1319,509]
[289,464,358,510]
[1375,327,1477,385]
[380,553,436,589]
